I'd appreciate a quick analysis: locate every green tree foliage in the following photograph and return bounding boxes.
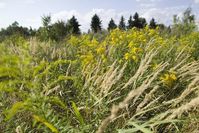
[68,16,81,35]
[139,17,147,28]
[1,26,199,132]
[0,21,33,42]
[37,15,52,41]
[182,7,195,24]
[149,18,157,29]
[119,16,126,30]
[37,15,69,41]
[132,12,147,29]
[172,7,197,36]
[127,15,134,29]
[42,15,51,28]
[91,14,102,33]
[133,12,140,28]
[51,20,69,41]
[107,18,117,31]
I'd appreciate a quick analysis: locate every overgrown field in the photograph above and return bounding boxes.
[1,27,199,133]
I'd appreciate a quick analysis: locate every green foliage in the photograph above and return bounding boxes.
[127,15,133,29]
[0,21,34,42]
[91,14,102,33]
[71,101,85,126]
[132,12,147,29]
[108,18,117,31]
[68,16,81,35]
[172,7,197,36]
[33,114,59,133]
[149,18,157,29]
[0,8,199,133]
[119,16,126,30]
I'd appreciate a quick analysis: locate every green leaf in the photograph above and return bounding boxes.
[4,101,26,120]
[71,101,85,126]
[127,121,153,133]
[33,115,59,133]
[49,96,67,110]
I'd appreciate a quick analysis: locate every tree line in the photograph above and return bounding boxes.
[0,8,197,42]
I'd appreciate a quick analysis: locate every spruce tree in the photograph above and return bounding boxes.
[132,12,147,29]
[108,18,117,31]
[139,18,147,28]
[118,16,126,30]
[68,16,81,34]
[91,14,102,33]
[127,15,134,29]
[132,12,140,28]
[149,18,157,29]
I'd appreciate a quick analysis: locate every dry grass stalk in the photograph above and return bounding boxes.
[97,55,167,133]
[82,60,102,89]
[136,85,159,112]
[45,85,60,96]
[177,61,199,78]
[175,46,188,61]
[172,76,199,106]
[132,63,167,105]
[122,48,159,90]
[92,62,127,107]
[168,96,199,119]
[99,62,127,96]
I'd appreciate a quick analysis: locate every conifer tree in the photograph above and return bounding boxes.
[118,16,126,30]
[108,18,117,31]
[139,17,147,28]
[68,16,81,34]
[132,12,140,28]
[91,14,102,33]
[149,18,157,29]
[132,12,147,29]
[127,15,134,29]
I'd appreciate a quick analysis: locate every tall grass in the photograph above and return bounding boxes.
[1,28,199,132]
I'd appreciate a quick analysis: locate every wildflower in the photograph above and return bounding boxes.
[69,36,79,45]
[128,41,134,48]
[96,47,105,54]
[152,63,159,70]
[131,47,142,54]
[124,53,130,60]
[160,72,177,87]
[132,55,137,61]
[80,52,94,65]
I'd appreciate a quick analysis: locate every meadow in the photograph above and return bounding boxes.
[0,5,199,133]
[0,24,199,133]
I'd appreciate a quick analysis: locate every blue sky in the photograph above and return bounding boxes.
[0,0,199,31]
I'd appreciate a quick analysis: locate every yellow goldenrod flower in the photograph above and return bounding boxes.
[132,55,137,61]
[160,72,177,87]
[96,47,105,54]
[124,53,130,60]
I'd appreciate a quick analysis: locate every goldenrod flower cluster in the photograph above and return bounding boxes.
[160,71,177,87]
[68,26,198,67]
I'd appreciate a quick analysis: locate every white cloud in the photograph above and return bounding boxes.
[194,0,199,4]
[52,9,131,32]
[140,3,155,8]
[25,0,40,4]
[136,0,161,2]
[24,17,41,28]
[141,6,186,25]
[23,6,197,31]
[51,7,187,32]
[0,2,6,9]
[25,0,35,4]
